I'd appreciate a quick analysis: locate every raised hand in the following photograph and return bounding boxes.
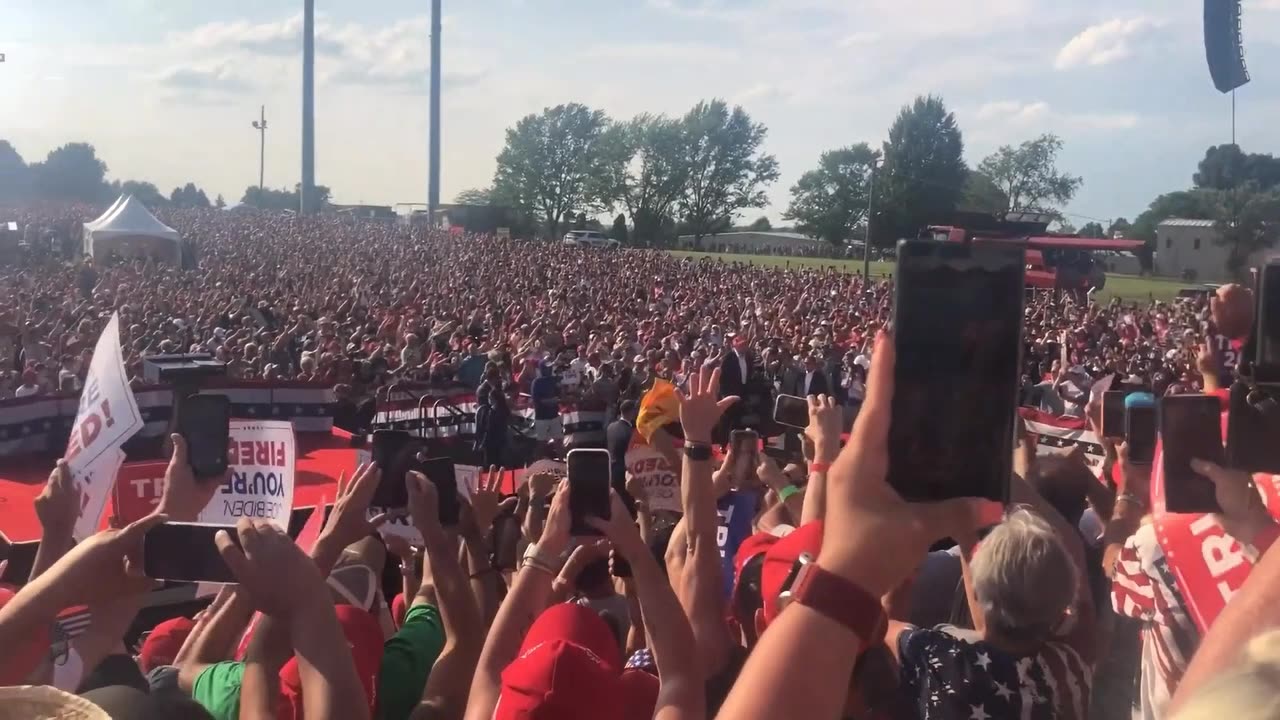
[34,459,81,541]
[805,394,842,462]
[158,434,225,521]
[1192,460,1275,545]
[677,368,738,443]
[585,491,646,559]
[320,463,386,550]
[215,519,329,618]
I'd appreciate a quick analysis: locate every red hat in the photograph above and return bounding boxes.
[760,521,825,625]
[493,602,624,720]
[138,617,195,672]
[0,588,53,685]
[278,605,384,720]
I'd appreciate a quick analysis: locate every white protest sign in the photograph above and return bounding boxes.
[197,420,295,531]
[67,313,144,539]
[626,445,681,513]
[371,508,423,546]
[512,459,567,489]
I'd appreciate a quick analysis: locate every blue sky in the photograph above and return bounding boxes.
[3,0,1279,225]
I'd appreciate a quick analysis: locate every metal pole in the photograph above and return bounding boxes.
[258,106,266,197]
[428,0,442,227]
[301,0,315,215]
[862,164,876,282]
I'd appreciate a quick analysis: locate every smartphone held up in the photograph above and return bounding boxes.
[567,448,611,536]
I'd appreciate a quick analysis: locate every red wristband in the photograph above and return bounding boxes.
[809,462,831,474]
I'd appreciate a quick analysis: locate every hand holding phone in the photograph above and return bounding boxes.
[730,429,759,482]
[370,430,415,508]
[143,522,240,583]
[411,457,461,526]
[1125,394,1158,465]
[177,394,231,480]
[1102,391,1126,440]
[567,449,611,536]
[774,395,809,429]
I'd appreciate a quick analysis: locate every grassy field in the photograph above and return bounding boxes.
[668,250,1193,303]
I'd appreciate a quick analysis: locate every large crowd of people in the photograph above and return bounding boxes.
[0,204,1276,720]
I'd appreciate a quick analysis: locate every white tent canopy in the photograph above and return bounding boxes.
[83,195,183,264]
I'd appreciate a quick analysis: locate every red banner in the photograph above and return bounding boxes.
[110,462,170,525]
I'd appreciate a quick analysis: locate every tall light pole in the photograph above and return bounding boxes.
[251,106,267,207]
[427,0,442,226]
[862,157,884,282]
[300,0,315,215]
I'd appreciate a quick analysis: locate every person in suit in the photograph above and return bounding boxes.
[606,399,638,513]
[717,334,754,440]
[783,354,829,398]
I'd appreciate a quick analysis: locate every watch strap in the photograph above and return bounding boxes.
[684,442,713,461]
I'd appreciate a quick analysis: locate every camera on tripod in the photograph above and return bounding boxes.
[1228,260,1280,473]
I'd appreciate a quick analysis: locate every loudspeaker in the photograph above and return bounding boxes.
[1204,0,1250,93]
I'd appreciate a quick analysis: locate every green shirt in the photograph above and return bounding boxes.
[191,661,245,720]
[378,603,446,720]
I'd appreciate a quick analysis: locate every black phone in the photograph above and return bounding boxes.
[1255,261,1280,374]
[370,430,415,509]
[762,445,802,465]
[730,429,759,481]
[1226,382,1280,473]
[1160,395,1224,513]
[143,522,240,583]
[567,449,611,536]
[415,456,461,526]
[1126,404,1158,464]
[177,394,231,480]
[774,395,809,429]
[491,511,521,571]
[1102,391,1127,440]
[888,239,1024,503]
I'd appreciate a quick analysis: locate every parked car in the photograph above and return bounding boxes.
[562,230,619,249]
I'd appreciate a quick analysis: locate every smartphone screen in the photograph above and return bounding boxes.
[370,430,415,508]
[143,522,239,583]
[178,394,231,479]
[415,456,461,526]
[1102,391,1127,440]
[1126,404,1158,464]
[888,240,1024,503]
[567,449,611,536]
[1160,395,1224,513]
[730,429,759,481]
[774,395,809,429]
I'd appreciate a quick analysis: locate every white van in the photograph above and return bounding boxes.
[562,230,619,249]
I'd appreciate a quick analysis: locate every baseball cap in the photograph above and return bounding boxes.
[0,686,110,720]
[138,617,195,673]
[278,605,383,720]
[759,521,825,625]
[493,602,624,720]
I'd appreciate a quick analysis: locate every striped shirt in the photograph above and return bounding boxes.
[1110,523,1200,720]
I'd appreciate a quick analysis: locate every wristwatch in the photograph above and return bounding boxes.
[684,442,713,461]
[789,559,886,646]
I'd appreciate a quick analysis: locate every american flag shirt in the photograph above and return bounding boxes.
[1110,523,1199,720]
[897,625,1091,720]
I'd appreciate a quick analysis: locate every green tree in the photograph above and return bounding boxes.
[1055,220,1078,235]
[976,134,1082,215]
[1193,145,1280,191]
[111,180,167,207]
[170,183,212,208]
[1217,190,1280,277]
[0,140,28,204]
[214,194,226,209]
[239,184,329,210]
[30,142,110,202]
[1077,221,1106,238]
[454,187,494,205]
[747,216,772,231]
[610,213,629,243]
[1108,217,1131,237]
[782,143,878,246]
[878,95,967,244]
[676,99,780,244]
[603,114,691,245]
[958,171,1009,215]
[1130,190,1220,243]
[493,103,612,239]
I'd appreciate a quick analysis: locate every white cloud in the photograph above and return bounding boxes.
[973,100,1140,134]
[578,42,739,64]
[1054,17,1161,70]
[734,83,783,104]
[155,61,251,93]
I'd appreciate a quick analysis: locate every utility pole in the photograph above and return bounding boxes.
[427,0,442,227]
[862,158,883,283]
[252,105,267,207]
[301,0,315,215]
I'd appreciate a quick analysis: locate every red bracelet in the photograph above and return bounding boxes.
[809,462,831,474]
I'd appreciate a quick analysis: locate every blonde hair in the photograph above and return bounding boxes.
[1175,630,1280,719]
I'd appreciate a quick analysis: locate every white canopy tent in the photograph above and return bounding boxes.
[82,195,183,264]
